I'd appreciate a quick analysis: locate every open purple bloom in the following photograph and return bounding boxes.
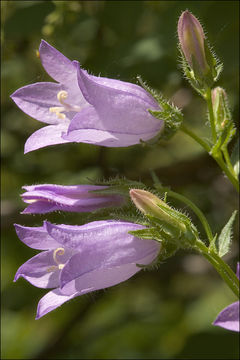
[10,40,163,153]
[213,263,240,332]
[14,220,160,319]
[21,184,125,214]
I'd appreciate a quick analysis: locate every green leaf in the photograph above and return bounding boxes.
[218,210,237,257]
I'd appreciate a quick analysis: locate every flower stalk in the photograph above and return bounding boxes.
[195,239,239,298]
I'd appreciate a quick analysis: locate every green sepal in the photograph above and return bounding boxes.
[217,210,237,257]
[156,201,198,239]
[146,214,182,239]
[178,46,206,97]
[128,228,163,242]
[89,177,145,197]
[203,39,223,83]
[137,76,183,140]
[178,41,222,95]
[210,122,236,157]
[156,240,179,262]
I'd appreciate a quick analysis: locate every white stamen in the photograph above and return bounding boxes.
[53,247,65,264]
[49,90,82,119]
[49,106,66,119]
[47,247,65,273]
[24,199,38,204]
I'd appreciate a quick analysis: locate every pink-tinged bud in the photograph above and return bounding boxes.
[130,189,186,233]
[211,87,231,131]
[178,10,210,76]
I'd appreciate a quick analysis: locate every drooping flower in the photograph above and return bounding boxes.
[21,184,125,214]
[213,263,240,332]
[14,220,160,319]
[10,40,163,153]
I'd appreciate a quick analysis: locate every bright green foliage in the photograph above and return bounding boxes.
[217,210,238,257]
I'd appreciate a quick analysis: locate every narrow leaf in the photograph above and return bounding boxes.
[218,211,237,257]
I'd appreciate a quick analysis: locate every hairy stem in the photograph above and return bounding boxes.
[155,184,214,244]
[180,125,239,192]
[196,240,239,298]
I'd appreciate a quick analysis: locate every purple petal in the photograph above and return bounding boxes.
[14,224,59,250]
[73,61,158,107]
[39,40,85,106]
[21,201,60,214]
[213,301,240,332]
[72,62,163,142]
[24,123,69,154]
[61,251,157,296]
[94,76,159,107]
[23,184,108,193]
[65,127,163,147]
[36,251,156,319]
[39,40,75,85]
[21,184,124,214]
[45,220,145,250]
[14,250,60,288]
[10,82,67,124]
[60,236,159,290]
[36,288,78,319]
[64,106,163,147]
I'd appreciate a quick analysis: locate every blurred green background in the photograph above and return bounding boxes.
[1,1,239,359]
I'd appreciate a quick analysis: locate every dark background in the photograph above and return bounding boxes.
[1,1,239,359]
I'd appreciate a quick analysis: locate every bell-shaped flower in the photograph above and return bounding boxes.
[21,184,125,214]
[213,263,240,332]
[14,220,160,319]
[10,40,163,153]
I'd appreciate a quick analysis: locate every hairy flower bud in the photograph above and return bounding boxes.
[178,10,209,76]
[211,87,231,133]
[130,189,186,233]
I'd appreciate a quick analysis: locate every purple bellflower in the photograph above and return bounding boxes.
[213,263,240,332]
[21,184,125,214]
[10,40,163,153]
[14,220,160,319]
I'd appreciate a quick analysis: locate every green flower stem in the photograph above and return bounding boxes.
[180,125,239,192]
[180,124,211,152]
[195,240,239,298]
[213,152,239,192]
[156,185,214,244]
[205,87,217,143]
[222,147,236,177]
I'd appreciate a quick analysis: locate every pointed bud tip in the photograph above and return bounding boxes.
[178,10,209,76]
[130,189,169,217]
